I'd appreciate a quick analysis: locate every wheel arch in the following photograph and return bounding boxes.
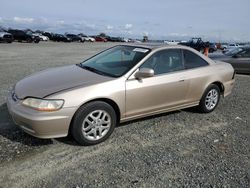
[68,98,121,135]
[211,81,224,94]
[200,81,224,102]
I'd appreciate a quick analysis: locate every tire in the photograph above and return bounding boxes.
[198,84,220,113]
[26,38,32,43]
[71,101,117,145]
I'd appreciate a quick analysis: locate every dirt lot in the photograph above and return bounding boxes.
[0,42,249,188]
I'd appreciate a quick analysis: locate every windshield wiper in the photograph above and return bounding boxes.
[76,64,116,77]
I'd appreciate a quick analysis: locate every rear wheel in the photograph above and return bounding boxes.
[71,101,117,145]
[26,38,32,43]
[198,84,220,113]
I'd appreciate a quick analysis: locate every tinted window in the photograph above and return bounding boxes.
[141,49,184,75]
[183,50,208,69]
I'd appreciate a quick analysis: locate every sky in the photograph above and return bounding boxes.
[0,0,250,42]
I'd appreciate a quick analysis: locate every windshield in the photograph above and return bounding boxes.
[225,48,243,56]
[79,45,151,77]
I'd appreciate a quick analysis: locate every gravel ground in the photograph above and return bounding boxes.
[0,42,249,188]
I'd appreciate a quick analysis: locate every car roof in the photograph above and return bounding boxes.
[242,46,250,49]
[120,43,195,51]
[122,43,165,49]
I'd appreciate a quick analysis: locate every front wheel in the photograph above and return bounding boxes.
[26,38,32,43]
[71,101,117,145]
[198,84,220,113]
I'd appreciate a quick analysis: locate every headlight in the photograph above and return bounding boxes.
[22,98,64,111]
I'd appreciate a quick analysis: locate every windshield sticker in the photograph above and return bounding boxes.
[133,48,149,53]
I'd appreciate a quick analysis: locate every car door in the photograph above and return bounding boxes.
[181,49,212,103]
[125,49,189,118]
[228,49,250,74]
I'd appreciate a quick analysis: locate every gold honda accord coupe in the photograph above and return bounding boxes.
[7,44,235,145]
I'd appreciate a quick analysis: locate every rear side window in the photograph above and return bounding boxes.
[183,50,208,69]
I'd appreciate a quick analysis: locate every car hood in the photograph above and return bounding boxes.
[0,32,11,37]
[14,65,113,99]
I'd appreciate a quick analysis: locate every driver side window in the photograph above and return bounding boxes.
[140,49,184,75]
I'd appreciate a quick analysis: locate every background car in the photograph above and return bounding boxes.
[106,36,124,42]
[78,33,95,42]
[222,43,240,53]
[209,46,250,74]
[0,31,13,43]
[164,40,180,45]
[42,32,53,40]
[94,36,107,42]
[65,34,83,42]
[209,43,217,53]
[51,34,71,42]
[179,37,207,52]
[8,29,40,43]
[32,33,49,41]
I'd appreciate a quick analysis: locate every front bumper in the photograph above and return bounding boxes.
[223,79,235,97]
[7,92,76,139]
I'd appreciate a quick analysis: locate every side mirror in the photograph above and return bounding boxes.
[135,68,154,79]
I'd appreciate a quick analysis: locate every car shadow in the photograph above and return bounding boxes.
[55,110,184,146]
[55,134,80,146]
[182,107,200,114]
[0,103,53,146]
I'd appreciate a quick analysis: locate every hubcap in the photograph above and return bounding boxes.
[205,89,218,110]
[82,110,111,141]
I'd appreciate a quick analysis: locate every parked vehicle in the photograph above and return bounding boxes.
[0,32,13,43]
[209,43,217,53]
[94,36,107,42]
[209,46,250,74]
[65,34,83,42]
[8,29,40,43]
[164,40,179,45]
[42,32,53,40]
[7,44,235,145]
[78,34,95,42]
[51,34,71,42]
[32,33,49,41]
[179,37,206,52]
[39,35,49,41]
[222,43,240,53]
[106,36,124,42]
